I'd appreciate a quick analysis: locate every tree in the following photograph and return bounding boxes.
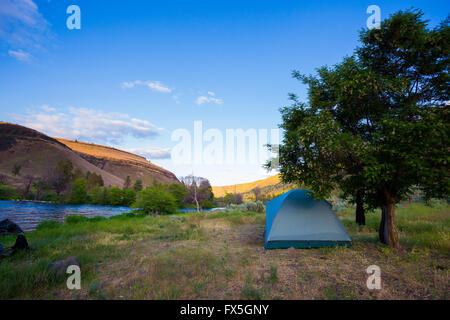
[166,183,189,208]
[234,193,243,204]
[48,160,74,196]
[267,10,449,247]
[86,171,104,189]
[123,176,132,189]
[109,187,123,206]
[252,187,262,201]
[223,192,235,206]
[0,185,16,200]
[0,174,8,185]
[133,179,143,192]
[12,163,21,176]
[122,189,137,206]
[180,175,214,212]
[70,178,87,204]
[133,186,177,215]
[22,174,34,199]
[89,186,103,205]
[33,178,49,201]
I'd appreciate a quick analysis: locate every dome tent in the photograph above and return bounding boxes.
[265,190,351,249]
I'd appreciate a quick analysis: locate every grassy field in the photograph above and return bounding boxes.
[0,203,448,300]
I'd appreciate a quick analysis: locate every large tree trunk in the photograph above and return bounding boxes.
[379,202,399,247]
[355,192,365,225]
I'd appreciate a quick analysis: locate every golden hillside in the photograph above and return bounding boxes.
[55,138,178,185]
[55,138,149,166]
[212,175,297,201]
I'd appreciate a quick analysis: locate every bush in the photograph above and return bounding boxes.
[0,184,16,200]
[65,215,89,224]
[122,189,137,207]
[133,186,177,215]
[89,216,107,222]
[108,187,123,206]
[36,220,62,230]
[70,178,87,204]
[228,201,265,213]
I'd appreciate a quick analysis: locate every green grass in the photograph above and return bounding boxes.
[0,202,448,299]
[338,202,450,252]
[0,212,206,299]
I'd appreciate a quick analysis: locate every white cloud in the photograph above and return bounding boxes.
[120,80,172,93]
[39,104,55,112]
[8,49,32,61]
[128,148,171,160]
[195,91,223,105]
[0,0,51,54]
[11,106,163,145]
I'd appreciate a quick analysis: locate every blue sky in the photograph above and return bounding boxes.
[0,0,448,186]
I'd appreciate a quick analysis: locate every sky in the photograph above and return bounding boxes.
[0,0,448,186]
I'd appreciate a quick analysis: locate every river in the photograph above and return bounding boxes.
[0,200,131,232]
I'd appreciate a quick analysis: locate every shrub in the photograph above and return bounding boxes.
[70,178,87,204]
[108,187,123,206]
[133,187,177,215]
[65,215,89,224]
[0,184,16,200]
[228,201,265,213]
[36,220,62,230]
[122,189,137,207]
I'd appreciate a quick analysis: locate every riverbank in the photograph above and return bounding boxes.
[0,203,448,299]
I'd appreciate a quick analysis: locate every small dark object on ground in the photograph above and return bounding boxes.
[0,234,30,260]
[0,219,23,235]
[48,256,80,276]
[12,234,30,250]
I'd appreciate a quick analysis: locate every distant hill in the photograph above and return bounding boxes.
[56,138,178,186]
[0,122,178,188]
[212,175,296,201]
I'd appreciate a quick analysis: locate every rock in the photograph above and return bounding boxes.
[12,234,30,250]
[48,256,80,276]
[0,219,23,235]
[0,235,30,260]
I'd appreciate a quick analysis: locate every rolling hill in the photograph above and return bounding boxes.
[212,175,296,201]
[55,138,178,186]
[0,122,178,188]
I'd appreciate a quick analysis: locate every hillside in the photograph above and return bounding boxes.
[212,175,296,201]
[0,122,178,188]
[55,138,178,186]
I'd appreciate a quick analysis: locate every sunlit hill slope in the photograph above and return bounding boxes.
[0,122,178,188]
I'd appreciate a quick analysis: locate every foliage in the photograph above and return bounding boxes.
[180,175,214,211]
[108,187,123,206]
[228,201,265,213]
[133,179,143,192]
[267,10,449,246]
[12,163,21,176]
[123,176,132,189]
[133,186,177,215]
[0,184,17,200]
[70,178,87,204]
[122,189,137,207]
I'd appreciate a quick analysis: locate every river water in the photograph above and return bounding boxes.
[0,200,131,232]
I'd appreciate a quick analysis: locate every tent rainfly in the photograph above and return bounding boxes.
[265,189,351,249]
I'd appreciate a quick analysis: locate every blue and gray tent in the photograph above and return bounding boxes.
[265,189,351,249]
